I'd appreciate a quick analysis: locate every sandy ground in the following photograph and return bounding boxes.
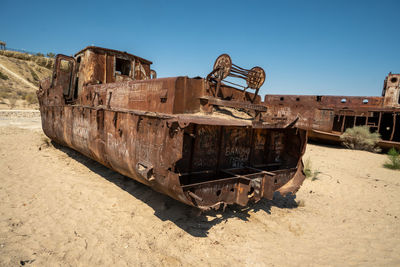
[0,111,399,266]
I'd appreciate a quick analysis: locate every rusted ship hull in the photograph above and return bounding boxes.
[264,73,400,150]
[39,100,306,210]
[38,47,307,210]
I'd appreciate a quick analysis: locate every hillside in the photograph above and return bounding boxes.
[0,51,53,109]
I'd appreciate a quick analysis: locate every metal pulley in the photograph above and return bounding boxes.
[207,54,266,102]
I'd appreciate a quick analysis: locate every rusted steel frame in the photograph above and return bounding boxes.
[214,126,224,174]
[205,68,220,96]
[175,114,252,127]
[377,112,382,132]
[246,166,276,176]
[51,104,257,128]
[390,113,397,141]
[220,169,251,180]
[47,104,175,120]
[222,79,247,89]
[200,96,267,112]
[340,115,345,133]
[188,191,203,202]
[221,167,276,178]
[187,124,197,175]
[180,165,296,190]
[181,176,250,190]
[252,88,261,103]
[251,117,298,129]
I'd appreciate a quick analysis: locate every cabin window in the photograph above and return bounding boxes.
[60,59,72,73]
[115,57,131,76]
[296,97,300,101]
[74,56,81,100]
[280,97,284,101]
[363,99,368,104]
[316,96,322,102]
[332,115,343,132]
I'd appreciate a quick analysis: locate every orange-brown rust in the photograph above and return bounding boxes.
[263,73,400,150]
[38,47,306,210]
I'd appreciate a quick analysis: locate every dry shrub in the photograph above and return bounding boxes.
[24,92,38,104]
[8,97,17,109]
[0,70,9,80]
[0,87,12,99]
[340,126,381,152]
[30,69,39,81]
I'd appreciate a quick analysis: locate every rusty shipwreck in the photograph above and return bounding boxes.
[264,73,400,150]
[37,47,306,210]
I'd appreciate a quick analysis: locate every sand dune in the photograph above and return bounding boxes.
[0,112,399,266]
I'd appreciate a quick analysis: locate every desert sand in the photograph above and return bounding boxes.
[0,111,399,266]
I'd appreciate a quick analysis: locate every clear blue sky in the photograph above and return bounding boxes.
[1,0,399,96]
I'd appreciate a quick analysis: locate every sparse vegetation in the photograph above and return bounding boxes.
[0,87,14,100]
[24,92,38,104]
[0,50,54,70]
[8,97,17,109]
[304,158,320,181]
[0,70,9,80]
[340,126,381,152]
[383,148,400,170]
[46,52,55,58]
[30,69,39,81]
[0,87,38,106]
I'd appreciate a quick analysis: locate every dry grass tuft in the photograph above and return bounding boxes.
[383,148,400,170]
[304,158,320,181]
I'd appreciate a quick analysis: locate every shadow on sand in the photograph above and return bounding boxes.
[52,141,299,237]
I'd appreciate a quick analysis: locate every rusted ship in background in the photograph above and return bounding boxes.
[37,47,307,210]
[264,73,400,150]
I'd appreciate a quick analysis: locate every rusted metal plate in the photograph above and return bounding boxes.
[264,73,400,149]
[38,47,307,210]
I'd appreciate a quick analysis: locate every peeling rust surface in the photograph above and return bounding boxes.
[37,47,306,210]
[264,73,400,150]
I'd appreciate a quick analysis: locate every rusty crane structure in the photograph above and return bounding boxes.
[37,47,306,210]
[264,73,400,150]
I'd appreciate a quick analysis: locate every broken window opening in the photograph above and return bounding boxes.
[343,116,355,132]
[332,115,343,132]
[355,116,366,126]
[393,115,400,142]
[115,57,131,76]
[379,113,394,141]
[398,91,400,105]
